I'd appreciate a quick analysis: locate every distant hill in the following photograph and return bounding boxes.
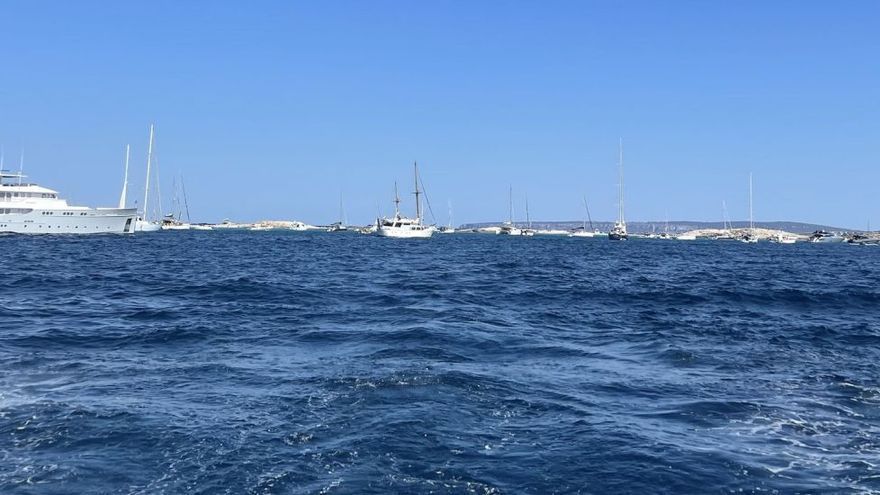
[459,220,850,234]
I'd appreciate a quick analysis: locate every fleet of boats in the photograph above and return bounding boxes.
[0,131,874,243]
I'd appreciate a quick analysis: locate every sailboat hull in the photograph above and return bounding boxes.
[376,226,434,238]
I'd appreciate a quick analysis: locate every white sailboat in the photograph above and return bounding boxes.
[327,192,348,232]
[522,195,536,236]
[135,124,161,232]
[608,139,628,240]
[162,175,193,230]
[439,200,456,233]
[498,185,523,235]
[375,162,434,238]
[569,196,597,237]
[741,173,758,243]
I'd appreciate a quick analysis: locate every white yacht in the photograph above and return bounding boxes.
[609,139,628,241]
[375,163,435,238]
[0,170,137,234]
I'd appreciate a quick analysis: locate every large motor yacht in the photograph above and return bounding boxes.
[0,171,136,234]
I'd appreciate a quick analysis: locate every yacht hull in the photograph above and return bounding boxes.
[0,208,137,234]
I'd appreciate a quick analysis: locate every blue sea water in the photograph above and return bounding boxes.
[0,231,878,494]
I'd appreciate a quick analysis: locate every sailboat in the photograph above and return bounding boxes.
[135,125,162,232]
[741,173,758,243]
[608,139,628,241]
[498,186,523,235]
[438,200,456,233]
[162,175,193,230]
[570,196,597,237]
[375,162,435,238]
[327,192,348,232]
[522,195,536,236]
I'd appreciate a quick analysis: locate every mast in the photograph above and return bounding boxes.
[722,200,730,231]
[395,182,401,217]
[340,192,346,226]
[118,144,130,208]
[413,161,422,222]
[447,200,453,229]
[508,185,513,225]
[749,173,754,235]
[143,124,154,221]
[583,195,594,231]
[618,138,625,225]
[181,175,191,222]
[525,194,532,229]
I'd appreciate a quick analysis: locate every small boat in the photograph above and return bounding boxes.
[676,233,697,241]
[191,224,213,231]
[375,162,435,238]
[608,139,628,241]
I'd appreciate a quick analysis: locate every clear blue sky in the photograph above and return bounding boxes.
[1,1,877,228]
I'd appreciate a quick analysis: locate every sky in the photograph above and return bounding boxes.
[0,1,877,228]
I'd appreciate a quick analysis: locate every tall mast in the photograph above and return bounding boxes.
[447,200,453,229]
[749,172,754,234]
[143,124,154,221]
[618,138,625,225]
[525,194,531,229]
[118,144,130,208]
[583,195,594,231]
[181,175,191,222]
[722,200,729,230]
[508,185,513,225]
[393,181,400,217]
[413,161,421,222]
[340,192,346,225]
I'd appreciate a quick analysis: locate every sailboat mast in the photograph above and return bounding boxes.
[181,175,191,222]
[508,185,513,225]
[749,173,754,234]
[526,194,532,229]
[143,124,154,221]
[413,161,421,222]
[618,138,625,224]
[119,144,130,208]
[393,181,400,217]
[447,200,453,229]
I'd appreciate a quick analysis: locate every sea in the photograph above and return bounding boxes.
[1,231,878,494]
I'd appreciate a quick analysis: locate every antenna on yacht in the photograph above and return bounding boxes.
[0,144,4,170]
[413,161,422,223]
[143,124,155,221]
[119,144,130,209]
